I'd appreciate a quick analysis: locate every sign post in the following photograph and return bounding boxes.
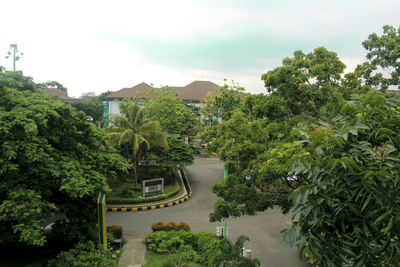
[97,192,107,249]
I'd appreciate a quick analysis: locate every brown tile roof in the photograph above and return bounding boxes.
[105,82,153,100]
[387,89,400,95]
[104,81,220,101]
[41,88,77,103]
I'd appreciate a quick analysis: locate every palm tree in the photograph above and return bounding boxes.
[106,98,168,184]
[218,235,260,267]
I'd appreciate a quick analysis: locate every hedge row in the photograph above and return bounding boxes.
[107,180,180,204]
[151,222,191,232]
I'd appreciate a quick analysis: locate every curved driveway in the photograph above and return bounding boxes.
[107,157,309,267]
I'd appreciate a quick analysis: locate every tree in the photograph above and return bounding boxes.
[218,235,260,267]
[206,47,370,222]
[106,98,168,184]
[283,91,400,266]
[0,68,36,92]
[148,135,194,167]
[262,47,346,116]
[71,97,104,126]
[143,87,200,137]
[0,75,130,246]
[203,28,399,266]
[36,80,68,92]
[201,82,246,125]
[47,241,119,267]
[356,25,400,90]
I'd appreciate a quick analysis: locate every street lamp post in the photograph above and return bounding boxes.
[5,44,23,71]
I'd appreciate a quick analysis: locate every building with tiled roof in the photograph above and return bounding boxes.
[41,88,77,103]
[104,81,220,117]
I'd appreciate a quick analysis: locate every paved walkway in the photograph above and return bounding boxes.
[118,238,146,267]
[109,156,309,267]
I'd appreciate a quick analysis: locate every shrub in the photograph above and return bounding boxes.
[151,222,165,232]
[47,241,119,267]
[107,225,123,239]
[176,222,190,232]
[196,231,223,267]
[165,222,178,230]
[107,180,180,204]
[147,231,197,251]
[151,222,191,232]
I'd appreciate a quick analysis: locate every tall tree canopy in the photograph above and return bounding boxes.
[0,72,130,246]
[284,91,400,266]
[356,25,400,90]
[203,26,400,266]
[143,87,200,137]
[106,98,168,183]
[71,96,104,126]
[36,80,68,92]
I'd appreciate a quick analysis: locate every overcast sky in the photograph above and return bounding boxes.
[1,0,399,97]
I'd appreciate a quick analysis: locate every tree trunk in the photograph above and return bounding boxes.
[133,155,138,185]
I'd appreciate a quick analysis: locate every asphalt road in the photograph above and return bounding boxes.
[107,156,309,267]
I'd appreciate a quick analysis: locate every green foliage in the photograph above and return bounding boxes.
[98,90,115,102]
[36,80,68,92]
[0,68,36,92]
[204,47,371,222]
[143,87,200,137]
[71,97,104,125]
[148,230,197,267]
[357,25,400,90]
[219,235,260,267]
[0,72,130,246]
[106,98,168,183]
[107,225,123,239]
[146,230,259,267]
[0,189,55,246]
[151,222,191,232]
[262,47,346,116]
[201,82,246,126]
[149,135,194,167]
[47,241,119,267]
[196,231,223,267]
[202,27,400,267]
[283,91,400,266]
[107,181,180,204]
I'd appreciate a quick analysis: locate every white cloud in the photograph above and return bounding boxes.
[1,0,399,97]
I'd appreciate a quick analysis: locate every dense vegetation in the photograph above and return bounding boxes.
[0,69,130,248]
[203,25,400,266]
[146,228,260,267]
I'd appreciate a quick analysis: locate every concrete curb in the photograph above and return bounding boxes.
[106,168,192,212]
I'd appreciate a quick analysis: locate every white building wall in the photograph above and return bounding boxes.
[109,100,121,116]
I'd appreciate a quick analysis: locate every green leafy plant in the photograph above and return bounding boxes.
[47,241,119,267]
[107,225,123,239]
[283,91,400,266]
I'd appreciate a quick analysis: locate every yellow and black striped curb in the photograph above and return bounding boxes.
[106,168,192,212]
[106,192,192,212]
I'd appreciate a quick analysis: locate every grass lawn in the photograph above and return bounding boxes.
[143,251,202,267]
[108,180,179,199]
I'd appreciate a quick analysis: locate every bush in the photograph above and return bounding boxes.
[151,222,191,232]
[47,241,119,267]
[107,180,180,204]
[107,225,123,239]
[146,231,197,252]
[196,231,222,267]
[176,222,190,232]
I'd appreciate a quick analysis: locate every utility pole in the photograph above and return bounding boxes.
[5,44,23,71]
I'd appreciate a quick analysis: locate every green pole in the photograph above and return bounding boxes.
[97,192,107,249]
[223,167,228,238]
